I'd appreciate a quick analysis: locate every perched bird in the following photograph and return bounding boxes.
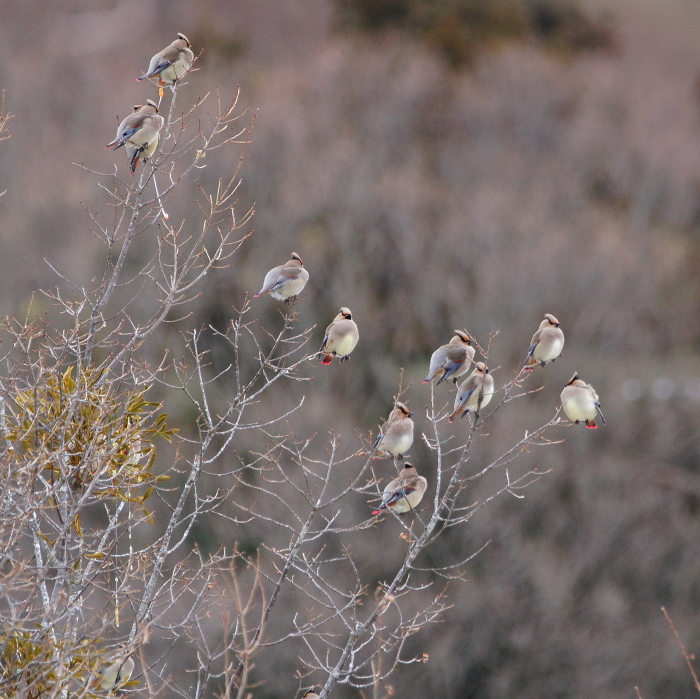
[561,372,606,429]
[448,362,494,422]
[301,691,319,699]
[524,313,564,371]
[105,100,164,174]
[422,330,475,385]
[98,652,134,693]
[138,33,194,86]
[372,402,414,460]
[254,252,309,302]
[318,308,359,364]
[372,463,428,515]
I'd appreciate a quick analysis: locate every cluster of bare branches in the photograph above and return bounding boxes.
[0,67,567,699]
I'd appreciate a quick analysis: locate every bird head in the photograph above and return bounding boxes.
[565,372,580,386]
[395,401,413,418]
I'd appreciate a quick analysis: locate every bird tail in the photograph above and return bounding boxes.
[436,369,452,386]
[595,403,606,425]
[523,343,537,371]
[129,145,146,174]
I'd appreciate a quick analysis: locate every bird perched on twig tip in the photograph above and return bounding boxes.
[138,33,194,86]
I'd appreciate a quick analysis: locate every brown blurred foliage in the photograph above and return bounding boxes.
[2,0,700,697]
[333,0,616,66]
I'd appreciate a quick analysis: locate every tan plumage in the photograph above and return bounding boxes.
[301,691,319,699]
[561,372,606,429]
[422,330,475,385]
[319,307,359,364]
[524,313,564,370]
[105,100,164,174]
[372,402,414,460]
[254,252,309,301]
[448,362,494,422]
[372,463,428,515]
[98,653,134,693]
[138,33,194,85]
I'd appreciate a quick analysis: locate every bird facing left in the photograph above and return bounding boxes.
[105,100,164,174]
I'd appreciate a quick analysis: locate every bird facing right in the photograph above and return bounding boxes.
[524,313,564,371]
[372,402,414,460]
[422,330,475,385]
[105,100,164,174]
[372,463,428,515]
[560,372,606,429]
[138,33,194,86]
[448,362,494,422]
[318,307,359,364]
[254,252,309,302]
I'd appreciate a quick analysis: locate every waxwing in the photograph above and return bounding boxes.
[448,362,494,422]
[372,463,428,515]
[105,100,164,174]
[254,253,309,302]
[524,313,564,371]
[423,330,475,385]
[372,402,414,460]
[138,33,194,85]
[561,372,606,429]
[318,308,359,364]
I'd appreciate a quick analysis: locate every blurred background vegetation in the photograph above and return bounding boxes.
[1,0,700,696]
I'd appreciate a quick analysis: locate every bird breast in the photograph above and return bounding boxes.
[533,330,564,362]
[380,427,413,455]
[561,387,596,421]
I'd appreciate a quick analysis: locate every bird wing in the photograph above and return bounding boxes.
[456,387,477,417]
[436,346,466,385]
[110,114,149,149]
[320,322,333,352]
[383,485,416,508]
[141,46,180,78]
[268,265,301,292]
